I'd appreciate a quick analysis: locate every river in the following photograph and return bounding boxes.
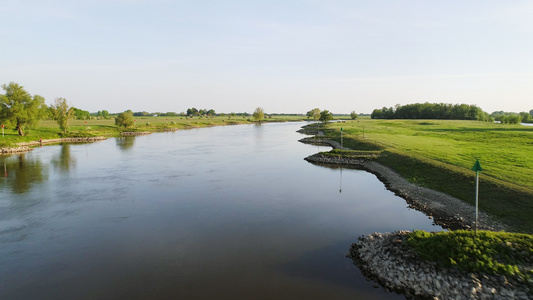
[0,122,442,299]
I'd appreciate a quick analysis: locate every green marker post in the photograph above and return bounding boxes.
[472,159,483,235]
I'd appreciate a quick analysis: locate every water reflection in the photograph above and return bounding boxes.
[1,153,46,194]
[52,144,76,173]
[339,167,343,193]
[115,136,136,151]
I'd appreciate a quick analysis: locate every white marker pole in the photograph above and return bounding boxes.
[472,159,483,236]
[340,127,343,149]
[475,169,479,235]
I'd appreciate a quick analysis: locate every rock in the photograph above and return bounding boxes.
[0,146,33,154]
[434,279,441,289]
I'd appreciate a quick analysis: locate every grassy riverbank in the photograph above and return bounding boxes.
[314,119,533,233]
[0,115,307,147]
[406,230,533,285]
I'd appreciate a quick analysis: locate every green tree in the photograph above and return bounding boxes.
[115,110,135,128]
[519,112,531,123]
[306,108,321,121]
[253,107,265,122]
[187,108,199,116]
[371,108,382,119]
[319,110,333,123]
[350,110,358,119]
[0,82,46,136]
[50,97,74,133]
[72,107,91,120]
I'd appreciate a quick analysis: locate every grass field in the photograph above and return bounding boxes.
[319,118,533,233]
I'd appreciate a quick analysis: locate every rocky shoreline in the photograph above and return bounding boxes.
[1,137,108,154]
[0,146,33,154]
[299,138,507,232]
[120,131,151,136]
[303,152,507,232]
[349,231,531,300]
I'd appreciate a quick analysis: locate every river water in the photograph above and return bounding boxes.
[0,122,442,299]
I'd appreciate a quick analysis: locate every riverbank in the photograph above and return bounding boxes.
[0,137,108,154]
[0,146,33,154]
[299,138,507,232]
[315,120,533,234]
[348,231,531,300]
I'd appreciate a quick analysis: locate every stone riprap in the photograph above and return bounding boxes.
[120,131,151,136]
[2,137,108,154]
[0,146,33,154]
[349,231,532,300]
[20,137,108,147]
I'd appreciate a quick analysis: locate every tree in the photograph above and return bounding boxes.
[187,108,199,116]
[97,110,110,119]
[319,110,333,123]
[72,107,91,120]
[371,109,382,119]
[50,97,74,133]
[115,110,135,128]
[350,111,358,119]
[519,112,531,123]
[133,111,151,116]
[306,108,320,121]
[253,107,264,122]
[0,82,46,136]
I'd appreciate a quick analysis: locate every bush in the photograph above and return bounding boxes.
[115,111,134,128]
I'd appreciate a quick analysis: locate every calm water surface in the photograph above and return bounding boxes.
[0,122,442,299]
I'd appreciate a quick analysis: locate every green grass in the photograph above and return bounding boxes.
[315,119,533,233]
[406,230,533,285]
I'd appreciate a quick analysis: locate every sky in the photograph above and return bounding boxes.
[1,0,532,114]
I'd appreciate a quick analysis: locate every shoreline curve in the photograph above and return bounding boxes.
[1,137,108,154]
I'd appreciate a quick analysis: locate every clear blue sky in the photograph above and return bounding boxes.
[2,0,532,114]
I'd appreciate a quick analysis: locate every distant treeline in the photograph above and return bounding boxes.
[371,103,492,121]
[491,111,533,124]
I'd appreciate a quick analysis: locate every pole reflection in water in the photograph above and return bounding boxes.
[339,167,343,193]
